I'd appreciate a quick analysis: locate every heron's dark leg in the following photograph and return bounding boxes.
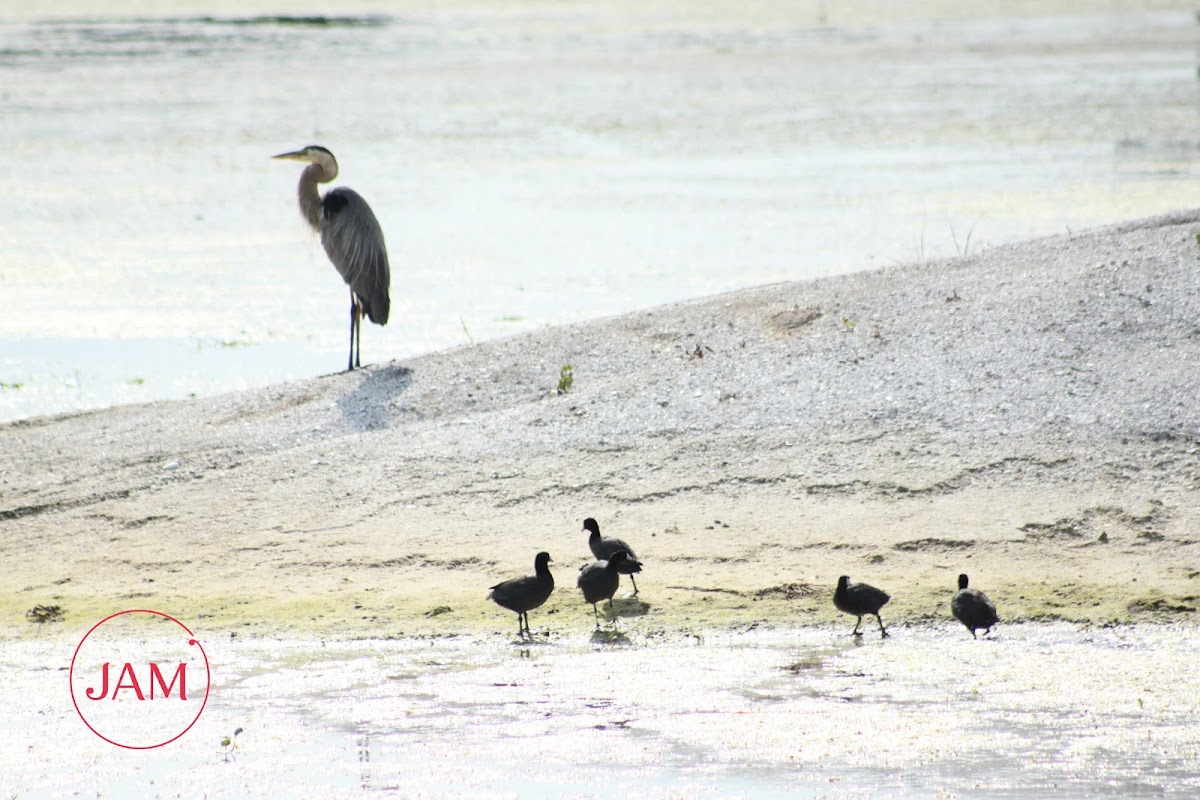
[852,616,863,636]
[876,614,889,638]
[354,303,362,368]
[347,295,357,372]
[629,575,639,596]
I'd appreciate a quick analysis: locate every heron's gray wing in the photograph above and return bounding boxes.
[320,187,391,325]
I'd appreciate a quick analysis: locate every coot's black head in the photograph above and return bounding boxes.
[957,573,969,590]
[582,518,600,536]
[836,575,850,590]
[607,550,629,568]
[535,551,552,569]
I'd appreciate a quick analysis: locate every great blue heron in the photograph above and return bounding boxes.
[273,145,390,371]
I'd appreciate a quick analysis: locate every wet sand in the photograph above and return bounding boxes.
[2,211,1199,641]
[4,625,1198,797]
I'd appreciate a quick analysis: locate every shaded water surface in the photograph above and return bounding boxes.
[1,4,1198,419]
[3,624,1197,796]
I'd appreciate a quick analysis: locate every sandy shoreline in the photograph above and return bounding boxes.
[3,211,1199,641]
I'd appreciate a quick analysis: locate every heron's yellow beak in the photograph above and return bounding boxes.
[271,149,307,161]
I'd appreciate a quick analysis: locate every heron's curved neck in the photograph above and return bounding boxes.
[297,162,335,230]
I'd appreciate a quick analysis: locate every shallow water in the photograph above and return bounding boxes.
[1,3,1198,420]
[4,624,1197,797]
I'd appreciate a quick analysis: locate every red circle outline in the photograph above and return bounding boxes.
[69,608,211,749]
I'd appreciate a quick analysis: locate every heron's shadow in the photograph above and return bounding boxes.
[336,363,412,430]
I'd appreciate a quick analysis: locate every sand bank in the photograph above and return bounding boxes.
[3,211,1199,639]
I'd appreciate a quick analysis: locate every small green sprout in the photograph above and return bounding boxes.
[557,364,574,394]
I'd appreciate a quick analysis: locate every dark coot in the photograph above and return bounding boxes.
[834,575,890,638]
[951,573,999,638]
[577,550,631,627]
[583,517,644,595]
[488,551,554,637]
